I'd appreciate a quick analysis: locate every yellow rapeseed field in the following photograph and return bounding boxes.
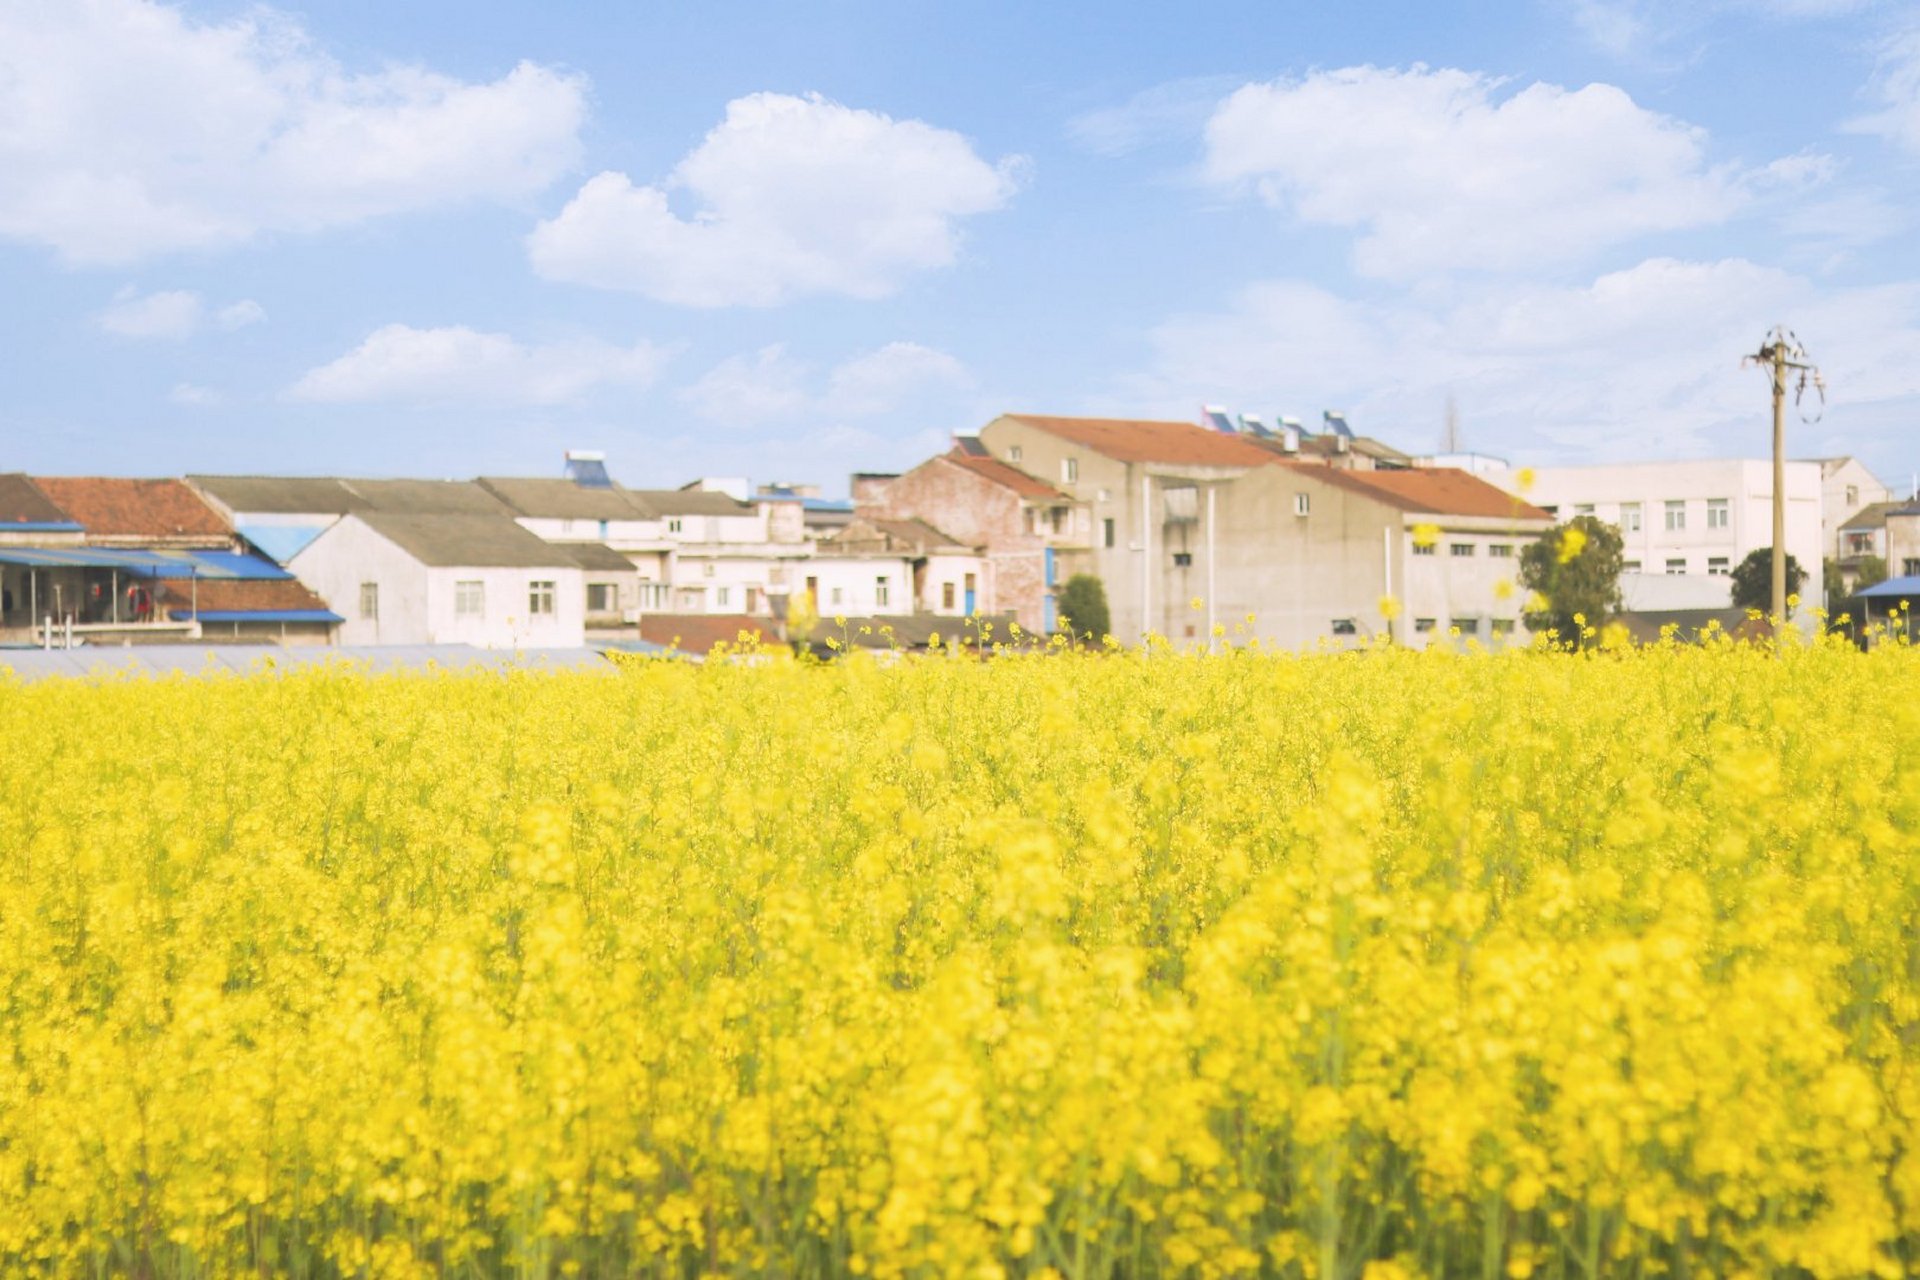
[2,636,1919,1279]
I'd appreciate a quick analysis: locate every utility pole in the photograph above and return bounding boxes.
[1742,328,1822,624]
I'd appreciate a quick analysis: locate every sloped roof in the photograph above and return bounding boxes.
[356,513,582,568]
[1841,501,1903,531]
[636,614,774,655]
[341,479,513,516]
[1297,465,1552,520]
[190,475,368,514]
[34,477,231,538]
[943,451,1067,500]
[1001,414,1279,468]
[157,577,336,614]
[629,489,755,517]
[478,477,657,520]
[552,542,638,571]
[0,473,75,526]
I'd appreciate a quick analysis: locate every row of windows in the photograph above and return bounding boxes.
[1548,499,1732,533]
[1413,542,1516,558]
[1624,557,1731,576]
[1332,617,1516,636]
[358,579,559,622]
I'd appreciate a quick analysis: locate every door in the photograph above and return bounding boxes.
[963,572,976,615]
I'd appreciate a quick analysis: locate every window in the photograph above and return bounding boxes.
[1490,618,1516,636]
[1665,558,1686,575]
[1008,445,1022,463]
[668,518,682,534]
[1707,557,1730,577]
[1541,505,1559,517]
[1414,617,1436,633]
[1489,544,1513,558]
[1172,552,1193,567]
[1665,501,1686,532]
[1050,507,1068,533]
[1847,484,1860,506]
[1846,531,1877,555]
[638,582,669,610]
[358,581,378,621]
[1905,558,1920,577]
[942,582,956,609]
[528,581,556,615]
[1620,503,1642,532]
[455,580,484,618]
[1454,616,1481,636]
[586,583,615,612]
[830,586,843,606]
[703,562,716,578]
[715,586,731,607]
[1103,517,1115,549]
[1330,618,1358,635]
[1413,543,1436,556]
[1097,488,1111,502]
[1294,492,1310,517]
[1624,560,1642,572]
[1707,498,1730,529]
[1450,543,1475,557]
[1062,458,1079,484]
[1575,503,1595,516]
[876,576,890,607]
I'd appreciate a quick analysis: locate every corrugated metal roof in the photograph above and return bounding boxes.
[190,475,368,515]
[478,477,657,520]
[238,523,330,564]
[1857,575,1920,598]
[627,489,755,517]
[0,547,291,578]
[553,542,638,571]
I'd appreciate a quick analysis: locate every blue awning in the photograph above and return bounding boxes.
[1856,576,1920,599]
[0,547,291,579]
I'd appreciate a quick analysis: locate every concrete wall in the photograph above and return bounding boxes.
[425,566,585,649]
[290,518,430,645]
[860,456,1043,627]
[1891,514,1920,579]
[1820,459,1891,559]
[800,555,915,616]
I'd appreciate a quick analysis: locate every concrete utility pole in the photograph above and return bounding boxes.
[1742,328,1822,622]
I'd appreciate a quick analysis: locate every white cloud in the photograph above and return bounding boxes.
[0,0,587,264]
[1203,66,1748,278]
[289,325,670,405]
[1568,0,1870,58]
[528,93,1022,306]
[1125,257,1920,464]
[95,286,264,338]
[680,341,973,425]
[1065,76,1243,156]
[168,382,221,406]
[1845,29,1920,154]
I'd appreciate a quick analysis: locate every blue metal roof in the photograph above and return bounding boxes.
[0,522,83,532]
[238,524,327,564]
[1857,575,1920,599]
[0,547,290,579]
[166,609,344,624]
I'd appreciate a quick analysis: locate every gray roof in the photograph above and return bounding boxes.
[342,479,513,516]
[478,477,657,520]
[1841,501,1906,531]
[629,488,754,516]
[553,541,638,571]
[189,475,368,515]
[358,513,582,568]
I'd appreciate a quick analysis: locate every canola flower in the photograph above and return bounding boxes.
[0,636,1918,1278]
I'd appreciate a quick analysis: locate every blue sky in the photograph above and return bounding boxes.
[4,0,1920,493]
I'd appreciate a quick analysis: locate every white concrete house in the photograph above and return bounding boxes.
[289,512,586,648]
[1494,460,1825,613]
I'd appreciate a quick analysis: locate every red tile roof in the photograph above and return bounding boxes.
[1293,465,1552,520]
[1003,414,1280,468]
[33,477,232,539]
[943,450,1067,499]
[155,578,334,613]
[636,614,775,655]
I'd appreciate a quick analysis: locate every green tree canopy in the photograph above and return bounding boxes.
[1056,574,1111,643]
[1730,548,1808,617]
[1518,515,1625,649]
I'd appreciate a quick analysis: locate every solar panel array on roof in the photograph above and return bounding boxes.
[1203,405,1236,434]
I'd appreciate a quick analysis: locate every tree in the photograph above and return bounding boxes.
[1519,515,1625,648]
[1729,547,1807,617]
[1056,574,1111,643]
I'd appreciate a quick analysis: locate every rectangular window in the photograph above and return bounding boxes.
[1413,543,1436,556]
[876,576,890,607]
[1707,498,1730,529]
[715,586,731,607]
[831,586,844,606]
[1620,502,1642,532]
[1906,558,1920,577]
[1846,484,1860,506]
[1414,617,1436,633]
[1624,560,1642,572]
[1665,501,1686,532]
[1575,503,1595,516]
[1330,618,1358,635]
[1489,544,1513,557]
[1707,557,1730,577]
[586,583,614,612]
[1172,552,1193,567]
[1294,492,1310,517]
[1846,532,1875,555]
[455,580,484,618]
[528,580,556,615]
[1008,445,1022,463]
[1454,616,1480,635]
[638,582,669,610]
[358,581,378,621]
[1103,517,1115,548]
[942,582,956,609]
[1665,558,1686,575]
[1490,618,1516,636]
[1062,458,1078,484]
[668,518,682,534]
[1450,543,1475,557]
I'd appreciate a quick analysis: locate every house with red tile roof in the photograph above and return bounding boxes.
[958,412,1551,647]
[851,440,1087,633]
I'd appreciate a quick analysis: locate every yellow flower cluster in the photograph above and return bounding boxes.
[1,637,1918,1278]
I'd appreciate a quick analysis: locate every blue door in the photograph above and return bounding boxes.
[1044,593,1057,633]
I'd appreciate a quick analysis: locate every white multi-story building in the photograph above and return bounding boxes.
[1495,460,1825,614]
